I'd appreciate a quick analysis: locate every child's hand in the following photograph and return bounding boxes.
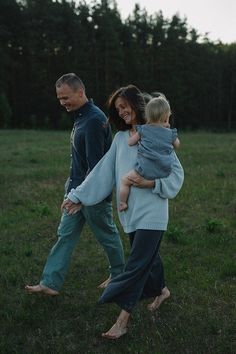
[128,137,138,146]
[128,131,140,146]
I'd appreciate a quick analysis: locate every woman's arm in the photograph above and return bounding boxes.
[67,134,118,205]
[128,152,184,199]
[152,153,184,199]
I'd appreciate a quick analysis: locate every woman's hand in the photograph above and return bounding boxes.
[127,175,155,188]
[61,199,82,214]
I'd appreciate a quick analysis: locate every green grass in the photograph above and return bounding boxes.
[0,130,235,354]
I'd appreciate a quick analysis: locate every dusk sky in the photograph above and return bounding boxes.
[81,0,236,44]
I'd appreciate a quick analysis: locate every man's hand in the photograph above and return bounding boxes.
[61,198,82,214]
[127,175,155,188]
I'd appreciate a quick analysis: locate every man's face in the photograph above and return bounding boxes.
[56,84,83,112]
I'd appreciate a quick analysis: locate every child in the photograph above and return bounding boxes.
[119,95,180,211]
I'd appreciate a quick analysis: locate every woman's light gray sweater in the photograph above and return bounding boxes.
[68,131,184,233]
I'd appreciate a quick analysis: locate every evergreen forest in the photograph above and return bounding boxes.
[0,0,236,130]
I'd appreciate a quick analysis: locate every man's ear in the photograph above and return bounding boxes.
[78,88,84,97]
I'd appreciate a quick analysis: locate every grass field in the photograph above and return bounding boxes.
[0,130,235,354]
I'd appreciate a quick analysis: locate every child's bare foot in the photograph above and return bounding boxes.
[97,275,111,289]
[119,202,128,212]
[147,287,170,311]
[25,284,59,296]
[102,320,127,340]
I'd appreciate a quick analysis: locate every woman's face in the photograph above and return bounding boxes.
[115,97,137,125]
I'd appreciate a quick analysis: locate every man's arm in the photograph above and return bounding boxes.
[85,119,108,173]
[66,133,119,206]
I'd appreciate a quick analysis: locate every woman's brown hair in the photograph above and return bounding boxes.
[107,85,146,131]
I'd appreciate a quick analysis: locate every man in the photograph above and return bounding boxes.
[25,73,125,295]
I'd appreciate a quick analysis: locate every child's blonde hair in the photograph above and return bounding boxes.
[145,96,171,124]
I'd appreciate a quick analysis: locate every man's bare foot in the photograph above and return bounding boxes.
[119,202,128,212]
[147,287,170,311]
[25,284,59,296]
[102,321,127,340]
[97,275,111,289]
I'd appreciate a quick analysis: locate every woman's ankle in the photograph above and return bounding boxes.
[117,310,130,327]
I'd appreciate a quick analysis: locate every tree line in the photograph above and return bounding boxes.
[0,0,235,130]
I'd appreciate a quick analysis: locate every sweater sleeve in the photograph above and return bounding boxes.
[152,152,184,199]
[67,133,117,205]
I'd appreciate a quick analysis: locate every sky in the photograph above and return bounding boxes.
[81,0,236,44]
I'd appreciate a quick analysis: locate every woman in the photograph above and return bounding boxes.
[62,85,184,339]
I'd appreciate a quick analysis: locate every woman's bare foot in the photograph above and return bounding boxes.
[97,275,111,289]
[119,202,128,212]
[102,321,127,340]
[25,284,59,296]
[147,287,170,311]
[102,310,130,340]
